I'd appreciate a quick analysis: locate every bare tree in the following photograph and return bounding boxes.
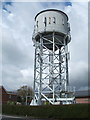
[17,86,34,105]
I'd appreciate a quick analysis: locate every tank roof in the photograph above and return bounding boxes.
[35,9,68,21]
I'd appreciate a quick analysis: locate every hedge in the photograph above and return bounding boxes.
[2,104,90,119]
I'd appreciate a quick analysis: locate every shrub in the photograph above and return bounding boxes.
[7,101,16,105]
[2,104,90,119]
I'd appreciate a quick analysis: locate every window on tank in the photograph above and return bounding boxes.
[43,17,47,27]
[53,17,56,23]
[49,17,51,24]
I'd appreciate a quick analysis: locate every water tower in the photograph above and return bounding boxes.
[31,9,75,105]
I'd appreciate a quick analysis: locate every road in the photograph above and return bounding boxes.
[1,115,29,120]
[0,115,49,120]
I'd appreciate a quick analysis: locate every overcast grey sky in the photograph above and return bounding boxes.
[1,0,89,91]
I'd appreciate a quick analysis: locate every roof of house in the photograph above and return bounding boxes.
[0,86,17,95]
[75,90,90,98]
[0,86,90,98]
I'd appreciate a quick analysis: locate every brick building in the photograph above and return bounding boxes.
[75,90,90,104]
[0,86,17,104]
[0,86,90,104]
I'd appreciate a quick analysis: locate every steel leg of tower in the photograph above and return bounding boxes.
[31,32,75,105]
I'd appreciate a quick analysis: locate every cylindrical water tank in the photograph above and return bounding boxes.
[33,9,71,49]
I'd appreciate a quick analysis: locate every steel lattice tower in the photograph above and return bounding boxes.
[31,9,75,105]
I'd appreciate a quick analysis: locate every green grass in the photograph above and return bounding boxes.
[2,104,90,119]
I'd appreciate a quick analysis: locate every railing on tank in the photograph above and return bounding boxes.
[33,25,69,35]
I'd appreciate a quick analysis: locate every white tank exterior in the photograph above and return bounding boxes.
[33,9,71,50]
